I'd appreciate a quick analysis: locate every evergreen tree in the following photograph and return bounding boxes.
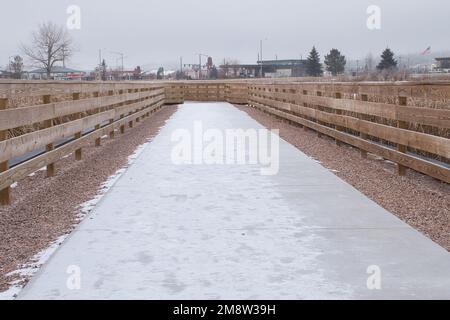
[377,48,397,70]
[101,59,107,81]
[209,66,218,79]
[324,49,346,76]
[157,67,164,79]
[175,70,184,80]
[306,46,323,77]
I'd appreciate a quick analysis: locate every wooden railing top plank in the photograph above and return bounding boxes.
[0,89,165,131]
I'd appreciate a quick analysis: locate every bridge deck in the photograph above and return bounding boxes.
[20,102,450,299]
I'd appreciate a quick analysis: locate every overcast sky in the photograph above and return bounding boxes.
[1,0,449,71]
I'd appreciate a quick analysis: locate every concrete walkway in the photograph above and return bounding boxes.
[20,102,450,300]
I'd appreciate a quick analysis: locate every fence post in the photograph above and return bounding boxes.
[0,98,10,205]
[128,89,134,128]
[42,95,55,177]
[110,89,119,138]
[73,92,82,161]
[316,91,323,138]
[303,90,308,131]
[138,88,145,121]
[120,90,125,133]
[93,92,102,147]
[146,89,151,116]
[359,94,369,158]
[334,92,343,146]
[397,96,408,176]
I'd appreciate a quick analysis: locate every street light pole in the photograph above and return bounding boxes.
[260,40,263,78]
[199,54,202,80]
[8,56,13,74]
[110,51,125,80]
[197,53,210,80]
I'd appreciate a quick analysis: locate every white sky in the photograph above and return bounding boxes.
[1,0,449,71]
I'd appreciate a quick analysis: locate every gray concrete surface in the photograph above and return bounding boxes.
[19,102,450,300]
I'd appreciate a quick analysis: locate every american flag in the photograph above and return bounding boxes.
[421,46,431,55]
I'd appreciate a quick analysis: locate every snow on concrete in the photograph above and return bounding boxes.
[78,140,151,219]
[1,119,172,300]
[17,102,450,300]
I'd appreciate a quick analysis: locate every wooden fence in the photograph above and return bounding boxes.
[0,81,165,205]
[1,79,449,205]
[164,80,248,104]
[247,80,450,184]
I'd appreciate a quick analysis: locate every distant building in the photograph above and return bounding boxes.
[0,70,13,79]
[258,59,308,77]
[107,69,140,81]
[435,57,450,71]
[219,59,307,78]
[28,66,85,80]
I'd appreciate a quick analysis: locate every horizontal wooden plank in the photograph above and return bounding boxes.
[251,101,450,183]
[0,89,164,131]
[251,96,450,158]
[251,91,450,128]
[0,101,164,190]
[248,80,450,100]
[0,81,163,99]
[0,95,166,163]
[0,110,115,163]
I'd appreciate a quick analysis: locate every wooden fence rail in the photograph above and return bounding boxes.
[1,79,449,205]
[0,81,165,205]
[247,81,450,183]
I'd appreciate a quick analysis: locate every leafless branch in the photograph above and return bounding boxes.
[21,21,73,78]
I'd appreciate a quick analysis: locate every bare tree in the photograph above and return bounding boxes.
[21,22,73,79]
[9,55,24,79]
[220,58,240,78]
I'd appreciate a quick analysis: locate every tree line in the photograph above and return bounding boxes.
[6,21,400,80]
[306,46,398,77]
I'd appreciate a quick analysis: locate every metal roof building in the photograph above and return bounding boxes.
[220,59,307,78]
[28,66,85,80]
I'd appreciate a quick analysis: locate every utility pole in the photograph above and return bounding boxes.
[260,40,263,78]
[199,54,202,80]
[110,51,125,80]
[8,56,13,74]
[197,53,210,80]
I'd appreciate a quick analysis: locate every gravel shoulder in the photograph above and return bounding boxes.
[0,105,178,293]
[236,104,450,251]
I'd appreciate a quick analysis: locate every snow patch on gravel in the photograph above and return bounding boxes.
[0,234,68,300]
[27,166,47,177]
